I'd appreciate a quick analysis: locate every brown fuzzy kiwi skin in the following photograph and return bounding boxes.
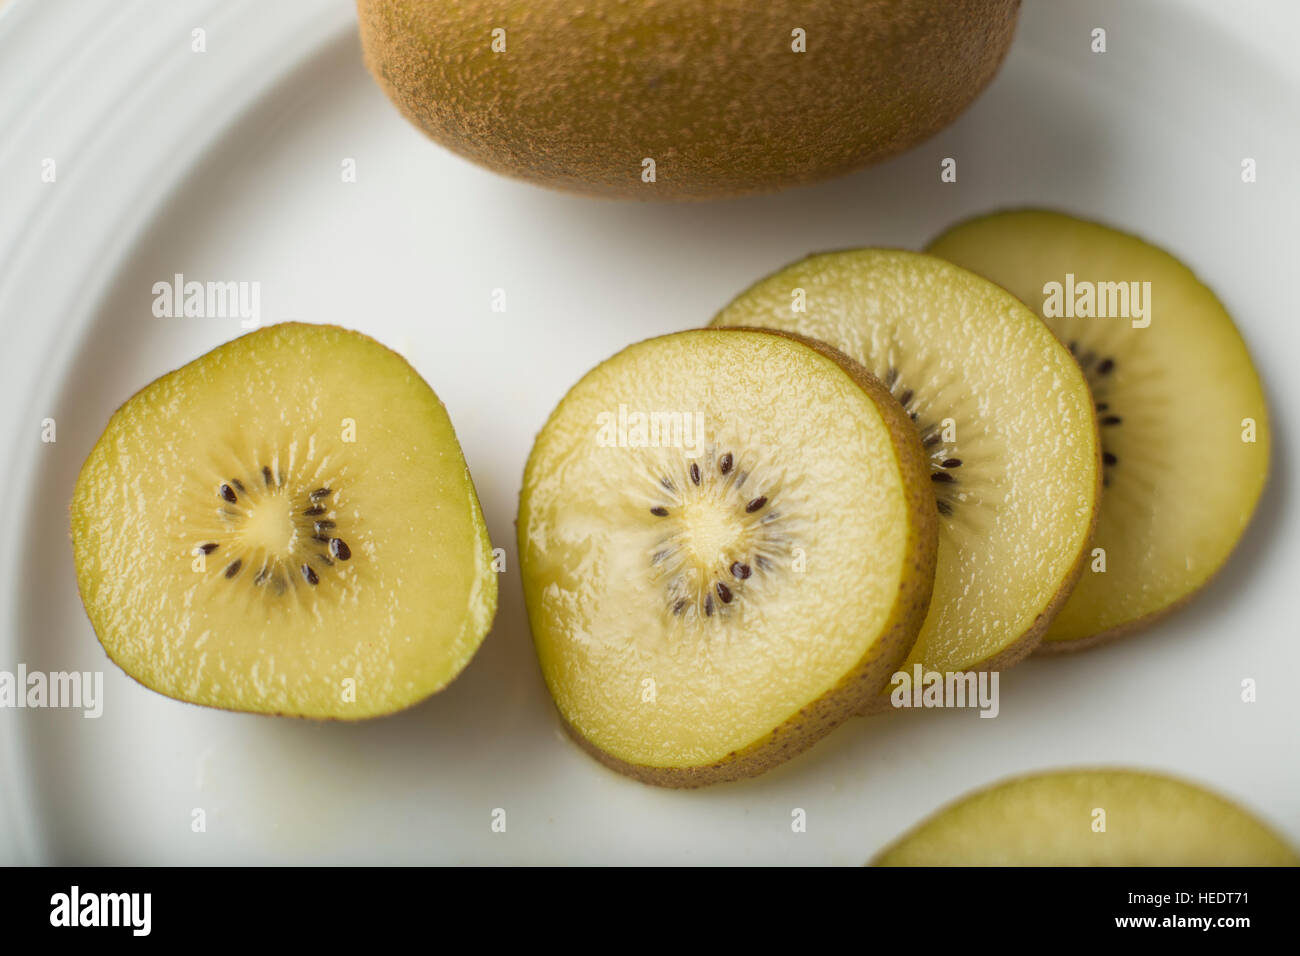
[355,0,1021,200]
[547,328,938,788]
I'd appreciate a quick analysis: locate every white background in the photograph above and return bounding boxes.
[0,0,1296,863]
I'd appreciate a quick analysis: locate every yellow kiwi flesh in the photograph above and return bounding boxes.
[71,323,497,718]
[873,769,1299,866]
[355,0,1021,199]
[928,210,1270,649]
[518,329,937,786]
[712,250,1101,709]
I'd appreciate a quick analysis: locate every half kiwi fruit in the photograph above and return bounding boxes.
[927,209,1270,649]
[712,250,1101,710]
[872,769,1299,866]
[71,323,497,719]
[518,328,937,787]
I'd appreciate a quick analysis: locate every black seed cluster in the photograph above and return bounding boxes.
[206,469,353,592]
[888,365,964,519]
[1068,341,1122,487]
[652,450,787,623]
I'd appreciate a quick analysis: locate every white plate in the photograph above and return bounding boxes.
[1,0,1297,864]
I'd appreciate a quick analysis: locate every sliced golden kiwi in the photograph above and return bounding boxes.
[928,210,1270,649]
[518,329,937,787]
[712,250,1100,710]
[872,769,1299,866]
[71,323,497,718]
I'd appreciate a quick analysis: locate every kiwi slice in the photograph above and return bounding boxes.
[518,329,937,787]
[712,250,1100,708]
[71,323,497,718]
[872,769,1300,866]
[927,210,1270,649]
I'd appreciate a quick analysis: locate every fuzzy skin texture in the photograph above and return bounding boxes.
[560,329,939,788]
[356,0,1021,199]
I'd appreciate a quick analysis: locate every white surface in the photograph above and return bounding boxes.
[0,0,1297,864]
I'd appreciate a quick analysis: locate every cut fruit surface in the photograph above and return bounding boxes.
[712,250,1100,704]
[71,323,497,719]
[928,210,1270,648]
[872,769,1299,866]
[518,329,937,786]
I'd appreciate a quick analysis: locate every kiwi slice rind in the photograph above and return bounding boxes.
[927,209,1270,650]
[71,323,498,719]
[518,328,937,787]
[872,769,1300,866]
[712,249,1101,709]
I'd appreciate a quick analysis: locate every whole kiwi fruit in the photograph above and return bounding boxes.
[356,0,1022,200]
